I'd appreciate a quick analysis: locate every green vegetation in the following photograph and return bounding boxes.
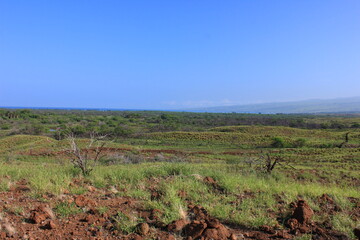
[54,202,83,217]
[112,211,140,234]
[0,109,359,238]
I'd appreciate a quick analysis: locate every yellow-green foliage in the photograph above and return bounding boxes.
[0,135,56,154]
[0,130,359,238]
[145,126,355,147]
[147,131,270,146]
[210,126,331,138]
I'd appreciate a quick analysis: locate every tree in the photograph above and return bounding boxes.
[264,154,279,174]
[248,153,295,174]
[338,132,351,148]
[66,132,107,176]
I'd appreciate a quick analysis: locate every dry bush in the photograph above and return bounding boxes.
[66,132,107,176]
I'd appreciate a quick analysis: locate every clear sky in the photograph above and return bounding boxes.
[1,1,360,109]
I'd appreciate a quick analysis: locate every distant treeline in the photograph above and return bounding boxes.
[0,109,359,138]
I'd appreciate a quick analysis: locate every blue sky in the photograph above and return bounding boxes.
[1,1,360,109]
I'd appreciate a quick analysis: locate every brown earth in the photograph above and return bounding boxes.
[0,178,356,239]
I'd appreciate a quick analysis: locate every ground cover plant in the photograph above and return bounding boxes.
[0,109,359,239]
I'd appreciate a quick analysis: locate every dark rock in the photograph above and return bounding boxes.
[292,200,313,224]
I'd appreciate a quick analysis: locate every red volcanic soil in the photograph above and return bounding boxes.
[0,178,356,239]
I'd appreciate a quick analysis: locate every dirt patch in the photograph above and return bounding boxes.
[203,176,225,193]
[291,199,314,225]
[178,190,188,199]
[9,178,31,193]
[317,194,342,215]
[284,200,350,239]
[167,204,233,240]
[74,195,97,207]
[29,204,54,224]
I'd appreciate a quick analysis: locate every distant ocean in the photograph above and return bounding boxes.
[0,106,174,112]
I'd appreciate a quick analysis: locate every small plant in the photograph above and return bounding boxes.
[111,211,139,234]
[153,153,166,162]
[69,187,87,195]
[123,153,145,164]
[5,206,24,216]
[168,155,186,163]
[101,153,126,165]
[4,152,17,163]
[54,202,82,217]
[97,206,109,215]
[1,124,10,130]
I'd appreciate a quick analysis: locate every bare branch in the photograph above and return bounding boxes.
[65,131,108,176]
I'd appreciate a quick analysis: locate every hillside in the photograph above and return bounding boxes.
[0,110,360,239]
[189,97,360,114]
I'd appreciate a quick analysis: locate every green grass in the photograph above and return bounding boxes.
[54,202,82,217]
[0,125,359,238]
[112,211,140,234]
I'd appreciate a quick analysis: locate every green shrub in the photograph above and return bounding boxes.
[271,137,286,148]
[1,124,10,130]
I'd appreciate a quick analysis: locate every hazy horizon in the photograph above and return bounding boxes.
[2,95,360,112]
[1,1,360,109]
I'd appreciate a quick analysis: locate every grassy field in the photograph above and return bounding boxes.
[0,110,359,239]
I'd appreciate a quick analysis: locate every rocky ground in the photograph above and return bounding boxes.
[0,177,359,240]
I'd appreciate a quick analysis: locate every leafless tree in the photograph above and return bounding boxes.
[338,131,351,148]
[264,154,278,173]
[247,153,295,174]
[66,132,107,176]
[263,153,295,174]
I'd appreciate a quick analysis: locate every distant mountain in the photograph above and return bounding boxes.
[187,97,360,114]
